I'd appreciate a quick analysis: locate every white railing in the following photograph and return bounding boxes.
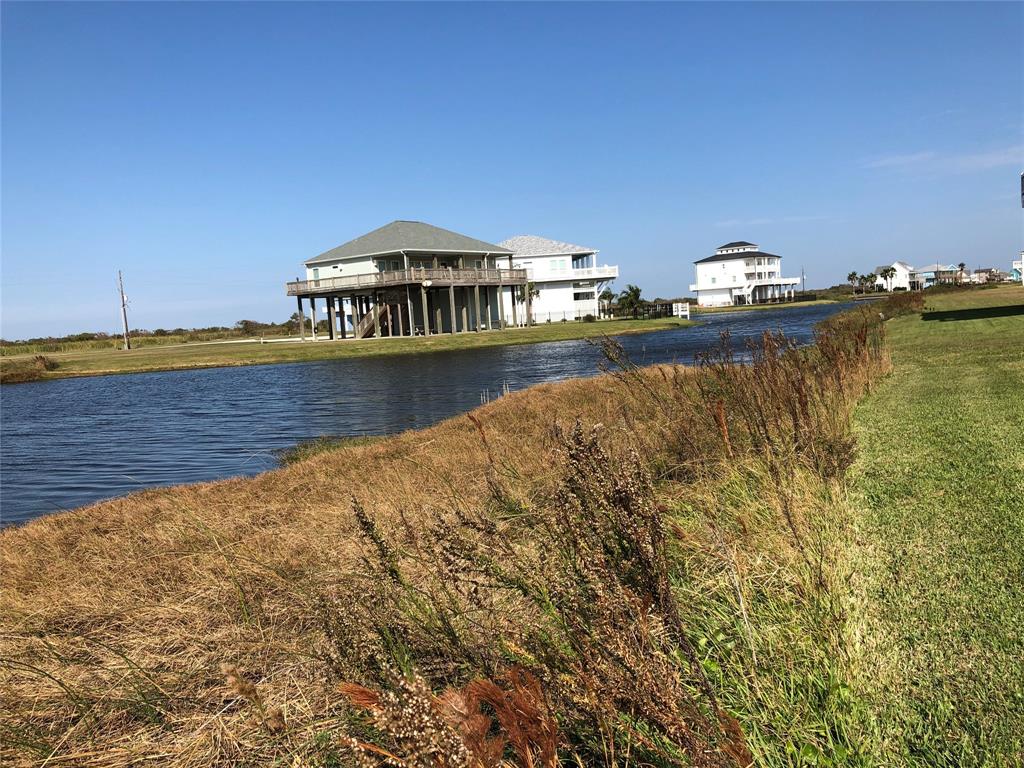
[287,267,528,296]
[524,265,619,282]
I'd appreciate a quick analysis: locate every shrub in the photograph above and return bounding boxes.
[582,314,597,323]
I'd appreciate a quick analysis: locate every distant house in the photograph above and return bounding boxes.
[873,261,914,291]
[689,241,799,307]
[498,235,619,322]
[910,263,955,290]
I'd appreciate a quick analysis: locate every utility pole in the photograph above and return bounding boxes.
[801,266,806,294]
[118,270,131,350]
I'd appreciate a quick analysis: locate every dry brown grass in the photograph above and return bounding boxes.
[1,296,916,766]
[0,375,654,766]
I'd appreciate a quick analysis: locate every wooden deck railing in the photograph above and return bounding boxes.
[286,267,528,296]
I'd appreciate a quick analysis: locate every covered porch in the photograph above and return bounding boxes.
[285,267,530,340]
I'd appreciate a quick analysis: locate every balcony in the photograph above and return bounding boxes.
[286,267,528,297]
[525,265,619,282]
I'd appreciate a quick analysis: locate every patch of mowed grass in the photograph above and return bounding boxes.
[848,284,1024,765]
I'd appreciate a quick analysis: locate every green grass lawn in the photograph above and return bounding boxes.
[848,284,1024,765]
[0,317,691,383]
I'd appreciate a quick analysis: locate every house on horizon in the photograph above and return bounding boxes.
[873,261,914,291]
[284,220,619,340]
[497,235,619,322]
[287,220,528,340]
[689,241,799,307]
[909,263,954,291]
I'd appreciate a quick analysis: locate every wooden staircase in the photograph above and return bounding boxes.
[352,304,396,339]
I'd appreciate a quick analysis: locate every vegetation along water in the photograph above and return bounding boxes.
[0,286,1020,767]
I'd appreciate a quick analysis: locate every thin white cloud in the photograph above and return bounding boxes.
[863,145,1022,172]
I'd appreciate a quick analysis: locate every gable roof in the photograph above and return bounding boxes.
[498,234,597,257]
[873,261,914,275]
[306,220,511,265]
[696,250,779,265]
[718,241,756,249]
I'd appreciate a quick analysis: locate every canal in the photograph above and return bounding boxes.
[1,302,849,525]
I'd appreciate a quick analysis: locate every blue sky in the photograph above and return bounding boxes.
[2,1,1021,338]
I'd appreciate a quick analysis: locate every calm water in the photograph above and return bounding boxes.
[1,303,849,526]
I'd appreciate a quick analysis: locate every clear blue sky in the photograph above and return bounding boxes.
[2,1,1021,338]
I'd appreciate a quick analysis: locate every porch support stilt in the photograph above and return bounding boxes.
[310,298,318,340]
[327,297,337,340]
[473,284,481,332]
[372,294,381,338]
[498,281,506,329]
[339,297,348,339]
[296,296,306,341]
[420,285,430,336]
[448,279,457,334]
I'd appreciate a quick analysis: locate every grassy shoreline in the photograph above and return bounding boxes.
[0,317,691,385]
[1,287,1019,766]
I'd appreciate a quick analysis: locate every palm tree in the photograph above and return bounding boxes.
[598,287,616,317]
[860,273,876,293]
[880,266,897,291]
[617,284,643,318]
[847,271,859,294]
[516,282,540,324]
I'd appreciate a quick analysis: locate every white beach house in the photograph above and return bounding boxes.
[689,241,799,307]
[498,235,619,322]
[872,261,914,292]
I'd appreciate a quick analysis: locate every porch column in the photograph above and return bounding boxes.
[498,277,506,329]
[372,294,381,338]
[296,296,306,341]
[473,284,482,332]
[396,303,404,336]
[449,279,457,334]
[406,286,415,337]
[339,297,348,339]
[434,299,442,335]
[310,298,319,340]
[420,285,430,336]
[511,288,519,327]
[461,288,469,332]
[483,287,491,330]
[327,297,337,340]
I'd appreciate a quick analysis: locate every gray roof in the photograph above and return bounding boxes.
[499,234,597,257]
[718,241,757,249]
[696,250,779,265]
[306,220,511,265]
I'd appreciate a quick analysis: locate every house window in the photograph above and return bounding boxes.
[574,291,595,301]
[312,268,320,280]
[711,277,716,284]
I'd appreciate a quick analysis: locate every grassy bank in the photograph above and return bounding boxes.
[846,283,1024,764]
[1,289,1018,766]
[0,317,690,384]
